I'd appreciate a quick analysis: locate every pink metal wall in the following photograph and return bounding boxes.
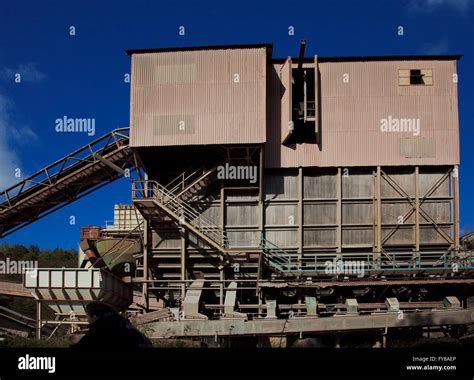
[130,47,267,147]
[265,59,460,168]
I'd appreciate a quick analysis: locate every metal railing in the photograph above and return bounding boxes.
[259,237,299,272]
[132,180,229,249]
[166,163,222,200]
[258,240,474,275]
[132,175,473,277]
[0,128,129,207]
[0,128,132,237]
[165,165,206,195]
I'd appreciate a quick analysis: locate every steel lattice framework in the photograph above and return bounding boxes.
[0,128,136,237]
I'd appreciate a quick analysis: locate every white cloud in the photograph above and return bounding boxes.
[1,63,47,84]
[0,62,45,190]
[0,94,22,190]
[9,125,38,142]
[420,38,450,54]
[408,0,472,12]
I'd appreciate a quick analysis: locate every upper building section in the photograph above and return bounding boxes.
[266,54,461,167]
[127,43,461,168]
[127,44,269,147]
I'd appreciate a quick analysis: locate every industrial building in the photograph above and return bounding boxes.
[0,41,472,346]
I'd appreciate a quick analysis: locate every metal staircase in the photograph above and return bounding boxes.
[0,128,134,237]
[259,237,299,274]
[132,180,228,258]
[165,163,222,202]
[133,178,296,273]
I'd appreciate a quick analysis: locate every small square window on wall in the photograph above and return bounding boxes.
[398,69,433,86]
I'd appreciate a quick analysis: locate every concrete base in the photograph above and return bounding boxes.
[443,296,461,309]
[142,309,474,338]
[265,300,277,319]
[223,282,247,319]
[182,280,208,320]
[385,297,400,312]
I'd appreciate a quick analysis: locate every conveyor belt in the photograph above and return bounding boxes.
[0,128,134,237]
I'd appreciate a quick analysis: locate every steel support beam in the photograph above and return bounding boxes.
[36,300,41,340]
[0,281,33,298]
[375,166,382,258]
[93,153,126,175]
[180,227,187,301]
[142,173,149,311]
[336,168,342,253]
[219,182,225,305]
[298,166,303,258]
[415,167,420,255]
[453,165,460,250]
[380,168,453,246]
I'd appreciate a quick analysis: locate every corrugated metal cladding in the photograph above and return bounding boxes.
[130,48,267,147]
[265,59,460,168]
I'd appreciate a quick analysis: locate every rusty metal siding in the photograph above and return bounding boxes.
[130,47,267,147]
[130,48,266,147]
[265,60,459,168]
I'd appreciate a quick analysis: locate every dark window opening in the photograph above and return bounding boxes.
[284,68,317,145]
[398,69,433,86]
[410,69,423,85]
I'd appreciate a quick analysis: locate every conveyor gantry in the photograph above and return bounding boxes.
[0,128,135,237]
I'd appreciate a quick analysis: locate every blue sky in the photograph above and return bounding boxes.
[0,0,473,249]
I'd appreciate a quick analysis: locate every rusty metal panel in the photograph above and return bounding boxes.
[304,203,337,224]
[342,227,373,246]
[381,202,415,224]
[303,172,337,198]
[420,201,451,223]
[304,228,336,247]
[227,230,259,247]
[420,226,452,244]
[419,172,449,196]
[265,59,459,168]
[226,204,258,226]
[342,173,373,198]
[265,229,298,248]
[342,203,373,224]
[381,171,415,197]
[382,226,414,245]
[265,204,298,226]
[130,47,267,147]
